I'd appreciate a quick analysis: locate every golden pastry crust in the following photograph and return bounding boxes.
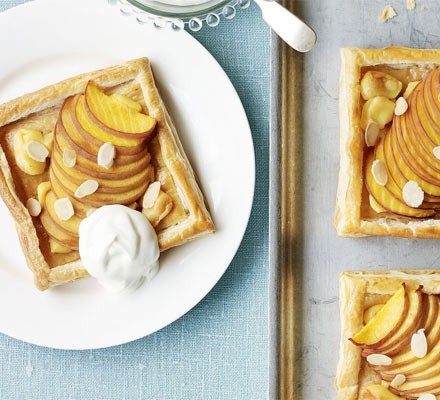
[335,47,440,238]
[0,58,214,290]
[337,270,440,400]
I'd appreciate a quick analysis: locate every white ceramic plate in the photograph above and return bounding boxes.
[0,0,254,349]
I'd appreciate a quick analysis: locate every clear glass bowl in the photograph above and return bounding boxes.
[108,0,251,31]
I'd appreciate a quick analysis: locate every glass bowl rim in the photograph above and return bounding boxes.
[127,0,237,19]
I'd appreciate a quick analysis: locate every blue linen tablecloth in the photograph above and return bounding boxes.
[0,1,270,399]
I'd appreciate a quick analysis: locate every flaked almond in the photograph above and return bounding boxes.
[394,97,408,116]
[417,395,436,400]
[142,181,161,209]
[433,146,440,160]
[97,142,116,169]
[54,197,74,221]
[390,374,406,388]
[371,160,388,186]
[75,180,99,199]
[366,353,392,366]
[26,141,49,162]
[26,198,41,217]
[365,122,380,147]
[86,208,97,217]
[411,328,428,358]
[403,180,424,208]
[63,148,76,168]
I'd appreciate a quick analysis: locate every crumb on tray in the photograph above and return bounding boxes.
[407,0,416,10]
[378,5,397,23]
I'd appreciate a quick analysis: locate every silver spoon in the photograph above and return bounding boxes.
[253,0,316,52]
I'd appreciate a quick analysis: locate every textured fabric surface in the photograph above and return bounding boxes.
[0,1,270,399]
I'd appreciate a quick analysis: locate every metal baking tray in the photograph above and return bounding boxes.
[269,1,440,399]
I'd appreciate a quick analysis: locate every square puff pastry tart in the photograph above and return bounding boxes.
[0,58,214,290]
[335,47,440,238]
[337,270,440,400]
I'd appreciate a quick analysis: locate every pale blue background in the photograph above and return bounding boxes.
[0,1,270,399]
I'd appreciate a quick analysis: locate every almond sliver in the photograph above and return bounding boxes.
[54,197,74,221]
[142,181,161,209]
[366,353,392,366]
[402,180,424,208]
[417,394,436,400]
[63,148,77,168]
[433,146,440,160]
[371,160,388,186]
[411,329,428,358]
[365,122,380,147]
[26,141,49,162]
[75,180,99,199]
[26,198,41,217]
[394,97,408,116]
[390,374,406,388]
[97,142,116,170]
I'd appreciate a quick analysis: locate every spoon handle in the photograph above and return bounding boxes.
[254,0,316,52]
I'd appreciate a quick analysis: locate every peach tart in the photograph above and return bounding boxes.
[338,271,440,400]
[0,58,214,290]
[335,47,440,238]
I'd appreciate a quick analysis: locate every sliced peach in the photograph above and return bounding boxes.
[84,81,156,137]
[390,118,440,196]
[375,136,406,204]
[384,124,440,207]
[365,151,434,218]
[49,172,93,217]
[363,384,401,400]
[49,238,72,254]
[110,93,142,112]
[378,297,440,377]
[50,166,149,207]
[44,191,80,236]
[363,290,424,356]
[386,121,440,206]
[393,113,440,190]
[57,114,148,166]
[40,210,78,250]
[70,95,148,155]
[364,304,385,324]
[53,138,151,181]
[350,285,407,347]
[51,151,152,194]
[394,377,440,398]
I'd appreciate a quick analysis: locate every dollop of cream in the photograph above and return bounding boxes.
[79,205,159,292]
